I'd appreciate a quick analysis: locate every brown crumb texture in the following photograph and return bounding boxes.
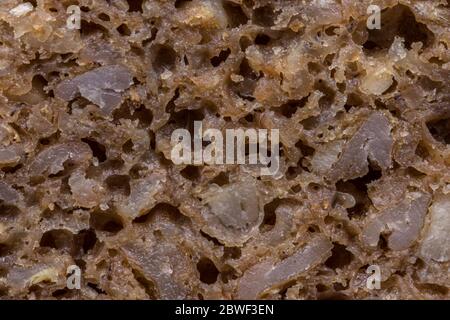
[0,0,449,300]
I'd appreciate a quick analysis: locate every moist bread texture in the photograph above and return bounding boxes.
[0,0,449,299]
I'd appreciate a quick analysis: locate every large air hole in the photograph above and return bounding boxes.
[122,139,134,154]
[363,4,434,52]
[87,282,106,294]
[152,45,178,75]
[345,93,364,111]
[415,143,432,163]
[40,229,74,251]
[117,24,131,36]
[200,230,222,246]
[132,269,158,299]
[210,172,229,186]
[260,198,280,232]
[0,243,13,257]
[252,4,277,27]
[174,0,192,8]
[230,58,260,101]
[98,13,110,21]
[74,229,97,254]
[80,20,107,37]
[180,165,201,181]
[0,266,7,277]
[113,103,153,128]
[300,116,319,131]
[81,138,107,163]
[223,1,249,27]
[169,108,204,135]
[197,257,219,284]
[307,62,323,74]
[336,167,381,219]
[31,74,50,97]
[220,265,238,284]
[105,175,131,196]
[415,283,449,296]
[47,160,76,179]
[126,0,143,12]
[277,98,307,118]
[90,210,124,234]
[52,288,73,299]
[417,76,443,92]
[254,33,271,45]
[210,48,231,67]
[239,36,252,51]
[0,203,20,220]
[133,203,182,224]
[1,163,23,175]
[314,80,336,109]
[134,105,153,127]
[427,117,450,145]
[0,286,8,297]
[295,139,315,172]
[325,243,354,269]
[129,164,145,179]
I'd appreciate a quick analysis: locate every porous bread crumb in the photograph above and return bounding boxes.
[0,0,448,300]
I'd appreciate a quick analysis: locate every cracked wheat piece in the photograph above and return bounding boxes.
[0,0,449,300]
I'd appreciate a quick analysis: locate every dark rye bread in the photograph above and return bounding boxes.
[0,0,449,299]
